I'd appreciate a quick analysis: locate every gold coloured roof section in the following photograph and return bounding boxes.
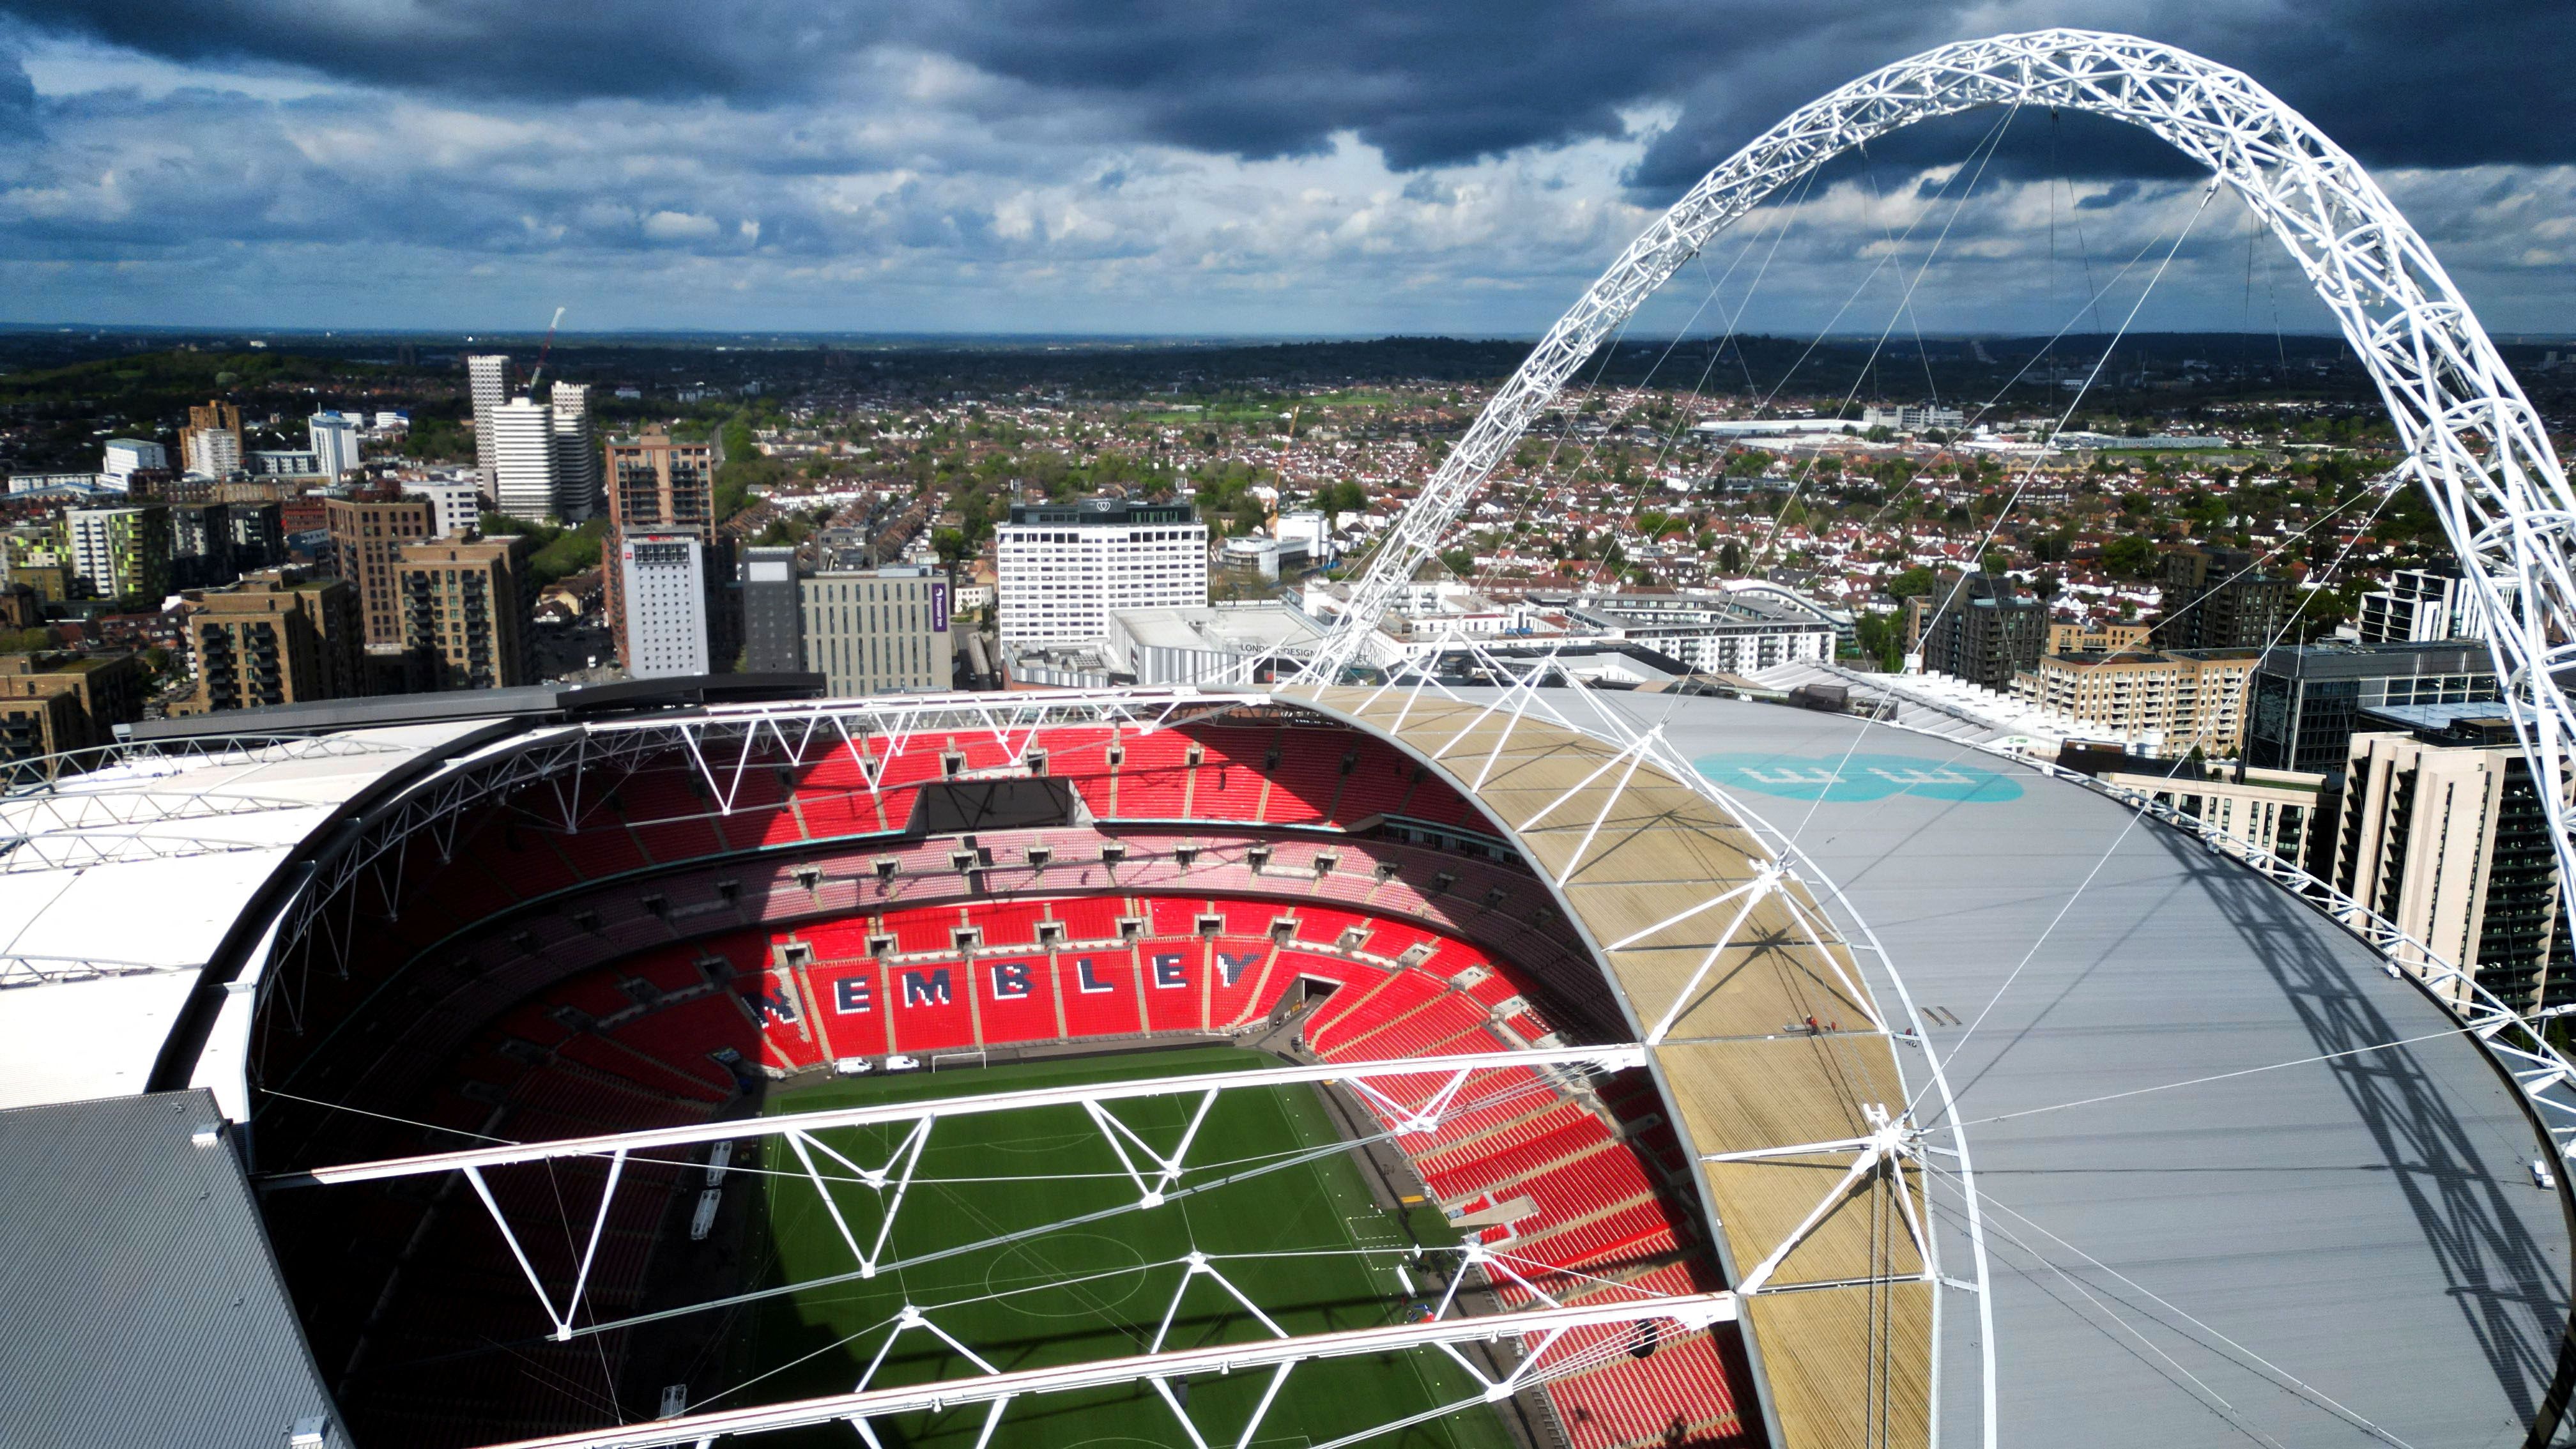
[1285,683,1933,1449]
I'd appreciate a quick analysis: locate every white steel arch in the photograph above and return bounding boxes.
[1303,26,2576,931]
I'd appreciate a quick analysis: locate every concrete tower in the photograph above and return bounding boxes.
[465,355,512,498]
[548,381,600,521]
[490,397,558,522]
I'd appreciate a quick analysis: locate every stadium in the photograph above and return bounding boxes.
[6,29,2576,1449]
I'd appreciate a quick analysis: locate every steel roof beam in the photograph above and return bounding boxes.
[268,1045,1649,1188]
[471,1290,1738,1449]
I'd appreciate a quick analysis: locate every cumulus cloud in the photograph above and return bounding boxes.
[0,1,2564,332]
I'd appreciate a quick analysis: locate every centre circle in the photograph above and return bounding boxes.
[983,1232,1152,1319]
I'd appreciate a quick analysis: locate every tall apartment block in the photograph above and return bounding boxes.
[466,355,511,495]
[801,567,951,696]
[308,412,365,479]
[487,385,599,524]
[169,502,242,590]
[180,401,245,479]
[995,499,1206,648]
[2012,646,2262,758]
[0,653,144,758]
[2355,568,2485,645]
[2331,703,2572,1011]
[178,570,364,714]
[548,382,600,521]
[325,491,437,647]
[489,397,558,521]
[606,425,716,532]
[2153,545,2292,651]
[1906,568,2046,691]
[617,530,710,679]
[605,425,721,669]
[63,505,173,604]
[397,535,532,690]
[229,503,285,576]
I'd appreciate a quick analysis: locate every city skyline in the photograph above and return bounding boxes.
[0,2,2567,335]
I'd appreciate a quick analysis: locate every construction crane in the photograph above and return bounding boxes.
[525,306,567,392]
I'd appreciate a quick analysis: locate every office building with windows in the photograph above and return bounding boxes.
[996,499,1207,648]
[102,439,167,487]
[2245,640,2499,778]
[740,546,804,674]
[801,567,951,696]
[618,530,710,679]
[411,478,482,540]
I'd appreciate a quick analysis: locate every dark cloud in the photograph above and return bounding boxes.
[0,32,37,135]
[0,0,2566,340]
[8,0,2566,188]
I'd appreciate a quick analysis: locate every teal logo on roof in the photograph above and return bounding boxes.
[1693,752,2023,804]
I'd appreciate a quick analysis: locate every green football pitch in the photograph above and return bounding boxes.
[740,1046,1522,1449]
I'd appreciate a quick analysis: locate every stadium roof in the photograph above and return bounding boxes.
[0,678,2563,1448]
[125,672,824,742]
[0,722,489,1110]
[1577,688,2570,1447]
[0,1090,338,1449]
[0,677,827,1112]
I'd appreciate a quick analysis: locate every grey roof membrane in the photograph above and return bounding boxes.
[0,1089,342,1448]
[1598,693,2572,1449]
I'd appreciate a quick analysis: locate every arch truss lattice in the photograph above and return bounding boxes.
[1303,26,2576,936]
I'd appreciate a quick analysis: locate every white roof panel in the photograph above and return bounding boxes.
[0,973,198,1107]
[0,722,489,1109]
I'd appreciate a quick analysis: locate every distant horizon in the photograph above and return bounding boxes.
[11,322,2556,346]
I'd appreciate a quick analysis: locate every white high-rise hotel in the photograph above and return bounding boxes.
[618,530,710,678]
[996,500,1209,647]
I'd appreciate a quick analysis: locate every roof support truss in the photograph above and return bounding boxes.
[476,1289,1738,1449]
[270,1046,1648,1189]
